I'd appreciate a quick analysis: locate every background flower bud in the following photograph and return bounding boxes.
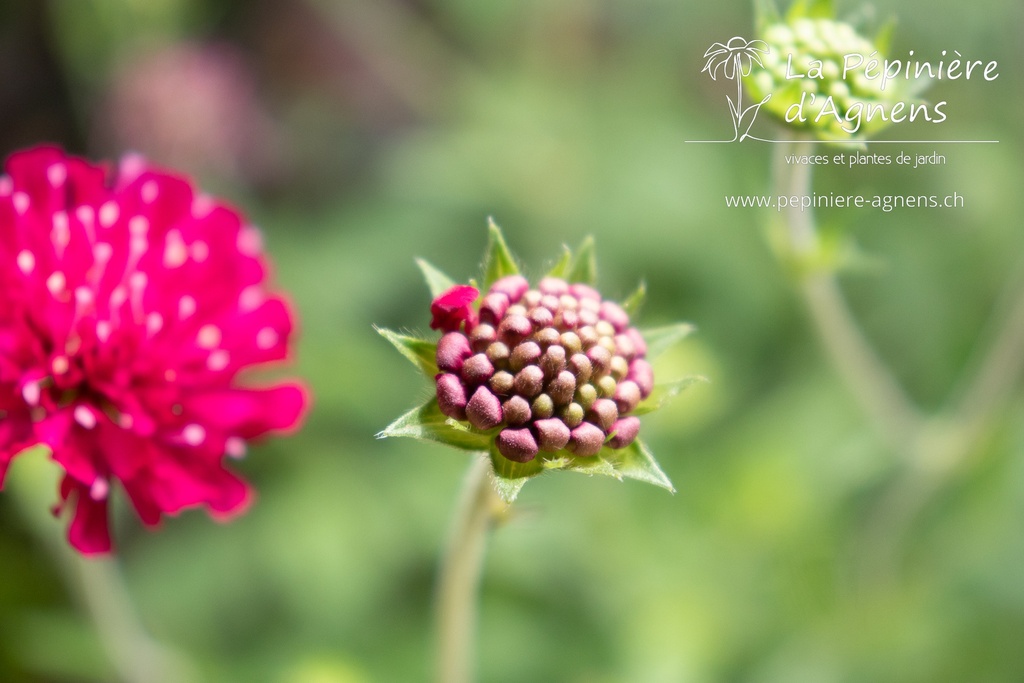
[497,427,538,462]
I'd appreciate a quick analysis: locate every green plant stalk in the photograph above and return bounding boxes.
[436,455,506,683]
[6,451,193,683]
[773,141,924,456]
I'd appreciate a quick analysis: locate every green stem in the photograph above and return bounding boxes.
[435,455,505,683]
[773,141,924,455]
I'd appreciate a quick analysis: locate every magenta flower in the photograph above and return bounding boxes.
[430,284,479,333]
[379,221,700,502]
[0,146,308,554]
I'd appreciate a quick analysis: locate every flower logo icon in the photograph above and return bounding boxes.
[701,36,772,141]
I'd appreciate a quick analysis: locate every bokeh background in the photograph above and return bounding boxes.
[1,0,1022,681]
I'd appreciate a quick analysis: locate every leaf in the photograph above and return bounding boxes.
[375,326,438,376]
[482,218,519,291]
[755,0,782,31]
[488,445,544,503]
[415,258,457,299]
[632,376,708,415]
[620,281,646,317]
[873,16,897,55]
[614,438,675,492]
[562,453,622,480]
[641,323,696,360]
[377,398,491,451]
[565,235,597,286]
[545,245,573,279]
[786,0,835,21]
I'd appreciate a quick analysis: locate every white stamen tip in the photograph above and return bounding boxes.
[239,286,263,312]
[96,320,112,342]
[225,437,247,459]
[178,295,197,319]
[47,163,67,187]
[22,382,40,406]
[90,477,109,501]
[46,271,67,296]
[129,215,149,237]
[207,349,230,371]
[99,201,119,228]
[182,424,206,446]
[237,227,263,257]
[190,240,209,263]
[52,355,70,375]
[13,192,29,214]
[74,404,97,430]
[141,180,159,203]
[197,324,221,349]
[146,312,163,335]
[16,250,34,274]
[93,242,113,262]
[256,327,279,350]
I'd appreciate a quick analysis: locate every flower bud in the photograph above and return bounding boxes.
[613,380,641,414]
[489,275,529,303]
[540,345,566,378]
[513,365,544,397]
[577,326,599,349]
[608,416,640,449]
[588,398,619,431]
[479,292,510,326]
[587,345,611,376]
[498,314,532,345]
[627,358,654,399]
[597,375,617,398]
[568,422,605,457]
[614,333,636,361]
[461,353,495,386]
[497,427,538,462]
[485,341,510,368]
[534,418,570,451]
[522,290,542,308]
[538,277,569,296]
[466,386,503,430]
[547,370,576,406]
[540,294,561,311]
[599,301,630,332]
[529,306,554,328]
[555,309,579,330]
[489,370,514,395]
[533,327,560,348]
[436,332,472,373]
[569,283,601,302]
[436,373,468,420]
[559,331,582,355]
[509,341,542,372]
[469,324,497,352]
[610,355,629,381]
[560,402,584,428]
[595,320,616,339]
[502,395,531,426]
[567,353,592,384]
[531,393,554,419]
[625,327,647,357]
[575,383,597,410]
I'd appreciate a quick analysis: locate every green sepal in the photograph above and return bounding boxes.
[565,235,597,286]
[614,438,675,492]
[482,218,520,291]
[377,398,492,451]
[415,258,457,299]
[488,444,544,503]
[632,376,708,416]
[375,326,438,377]
[621,281,646,317]
[641,323,696,360]
[544,245,573,279]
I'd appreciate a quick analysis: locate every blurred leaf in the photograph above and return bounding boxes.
[632,376,709,415]
[375,326,438,376]
[641,323,696,359]
[786,0,835,21]
[565,235,597,286]
[377,398,491,451]
[874,16,897,54]
[545,245,573,279]
[756,0,783,30]
[415,258,457,298]
[613,438,675,492]
[621,281,647,317]
[482,218,519,290]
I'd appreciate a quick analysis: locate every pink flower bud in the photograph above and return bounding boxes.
[599,301,630,332]
[534,418,570,451]
[538,277,569,296]
[497,314,532,346]
[469,323,497,352]
[608,416,640,449]
[627,358,654,399]
[436,332,472,373]
[569,283,601,302]
[466,386,503,430]
[502,395,532,426]
[436,373,468,419]
[568,422,605,457]
[586,345,611,376]
[513,365,545,397]
[588,398,619,431]
[509,341,542,372]
[479,292,510,326]
[497,427,538,462]
[489,275,529,303]
[626,327,647,358]
[546,370,576,406]
[613,380,641,414]
[461,353,495,386]
[430,284,479,332]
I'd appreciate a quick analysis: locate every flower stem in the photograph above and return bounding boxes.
[773,141,924,455]
[435,455,505,683]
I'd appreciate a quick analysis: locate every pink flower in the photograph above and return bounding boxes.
[0,146,308,554]
[430,285,479,333]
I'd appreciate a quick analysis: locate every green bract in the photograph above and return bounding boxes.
[376,220,702,503]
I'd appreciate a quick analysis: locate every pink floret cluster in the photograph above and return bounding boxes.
[431,275,653,463]
[0,146,307,554]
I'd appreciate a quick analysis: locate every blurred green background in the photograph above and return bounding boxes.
[1,0,1022,681]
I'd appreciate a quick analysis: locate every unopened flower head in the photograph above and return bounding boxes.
[378,221,699,502]
[433,275,651,463]
[746,16,916,139]
[0,146,308,553]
